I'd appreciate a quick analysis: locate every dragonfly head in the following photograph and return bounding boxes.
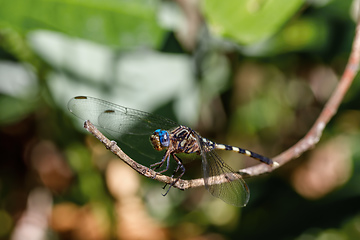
[150,129,170,151]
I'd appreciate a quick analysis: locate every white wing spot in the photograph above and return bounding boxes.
[245,150,252,156]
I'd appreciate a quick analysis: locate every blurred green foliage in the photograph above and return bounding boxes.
[0,0,164,48]
[0,0,360,239]
[203,0,304,44]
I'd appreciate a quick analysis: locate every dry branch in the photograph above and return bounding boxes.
[241,18,360,176]
[83,19,360,189]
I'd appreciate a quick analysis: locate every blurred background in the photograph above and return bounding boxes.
[1,0,360,239]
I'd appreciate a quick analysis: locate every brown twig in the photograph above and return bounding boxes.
[84,20,360,189]
[84,120,204,190]
[241,18,360,176]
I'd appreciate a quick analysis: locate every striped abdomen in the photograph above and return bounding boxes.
[203,138,273,166]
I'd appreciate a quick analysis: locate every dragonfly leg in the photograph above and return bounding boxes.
[162,163,182,189]
[157,154,171,174]
[150,152,169,171]
[150,153,169,179]
[162,154,185,196]
[170,165,181,178]
[150,161,164,171]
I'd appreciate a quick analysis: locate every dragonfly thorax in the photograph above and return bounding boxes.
[150,129,170,151]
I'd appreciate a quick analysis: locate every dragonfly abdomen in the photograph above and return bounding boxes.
[202,139,273,166]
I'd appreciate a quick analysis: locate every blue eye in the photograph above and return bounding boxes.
[158,130,170,147]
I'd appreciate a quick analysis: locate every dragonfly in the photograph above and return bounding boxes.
[68,96,274,207]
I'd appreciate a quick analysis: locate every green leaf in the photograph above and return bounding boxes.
[202,0,304,45]
[242,17,330,56]
[0,0,164,49]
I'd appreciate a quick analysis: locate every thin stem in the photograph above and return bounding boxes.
[241,18,360,176]
[84,19,360,188]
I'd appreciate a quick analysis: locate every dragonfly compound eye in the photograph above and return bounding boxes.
[150,129,169,151]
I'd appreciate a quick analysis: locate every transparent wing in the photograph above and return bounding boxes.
[67,96,178,133]
[67,96,179,162]
[198,136,250,207]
